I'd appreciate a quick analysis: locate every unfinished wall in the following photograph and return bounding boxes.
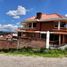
[0,40,17,49]
[19,39,46,48]
[0,39,46,49]
[36,22,55,31]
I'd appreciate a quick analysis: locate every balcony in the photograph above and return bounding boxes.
[52,27,67,32]
[18,27,37,32]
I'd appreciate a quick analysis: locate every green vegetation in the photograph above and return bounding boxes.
[0,47,67,57]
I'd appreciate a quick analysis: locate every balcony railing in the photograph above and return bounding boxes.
[52,27,67,32]
[18,26,67,32]
[19,27,37,31]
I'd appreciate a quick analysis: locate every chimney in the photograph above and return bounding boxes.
[35,12,42,19]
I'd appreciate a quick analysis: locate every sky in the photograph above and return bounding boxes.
[0,0,67,31]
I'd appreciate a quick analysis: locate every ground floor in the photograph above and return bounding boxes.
[18,31,67,48]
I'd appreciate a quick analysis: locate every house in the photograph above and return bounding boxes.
[18,12,67,48]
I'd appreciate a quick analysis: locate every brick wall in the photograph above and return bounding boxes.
[0,40,17,49]
[19,39,46,48]
[36,22,55,31]
[0,39,46,49]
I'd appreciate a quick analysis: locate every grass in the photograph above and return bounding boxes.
[0,48,67,57]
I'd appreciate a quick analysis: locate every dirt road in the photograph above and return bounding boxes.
[0,55,67,67]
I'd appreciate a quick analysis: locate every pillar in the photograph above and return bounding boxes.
[62,35,65,45]
[46,31,50,49]
[31,23,33,29]
[59,35,61,46]
[58,21,61,30]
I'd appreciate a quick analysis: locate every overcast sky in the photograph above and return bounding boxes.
[0,0,67,31]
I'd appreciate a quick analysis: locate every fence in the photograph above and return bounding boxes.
[0,39,17,49]
[0,38,46,49]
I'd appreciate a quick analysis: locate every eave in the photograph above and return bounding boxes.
[21,18,67,24]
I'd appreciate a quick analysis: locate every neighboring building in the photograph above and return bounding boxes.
[0,32,18,40]
[18,12,67,48]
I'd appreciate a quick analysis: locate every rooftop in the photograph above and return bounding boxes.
[21,12,67,24]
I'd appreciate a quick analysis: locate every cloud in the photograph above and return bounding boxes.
[13,16,20,19]
[65,14,67,17]
[0,24,18,32]
[6,5,27,19]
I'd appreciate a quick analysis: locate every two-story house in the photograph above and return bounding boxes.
[18,12,67,48]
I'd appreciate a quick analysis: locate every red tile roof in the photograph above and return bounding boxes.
[26,13,64,21]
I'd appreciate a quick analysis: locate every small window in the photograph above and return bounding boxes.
[50,34,59,41]
[29,23,32,28]
[33,23,36,27]
[41,34,46,39]
[60,23,65,27]
[18,32,21,37]
[55,23,58,27]
[64,24,67,28]
[55,22,66,27]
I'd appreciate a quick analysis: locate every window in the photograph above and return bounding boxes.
[50,34,59,41]
[64,24,67,28]
[41,34,46,39]
[60,22,65,27]
[28,23,32,28]
[33,23,36,27]
[18,32,21,37]
[55,23,58,27]
[55,22,66,27]
[28,23,36,28]
[28,33,35,38]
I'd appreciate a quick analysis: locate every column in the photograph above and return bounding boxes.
[58,21,61,30]
[62,35,65,45]
[59,35,61,46]
[46,31,50,49]
[31,23,33,29]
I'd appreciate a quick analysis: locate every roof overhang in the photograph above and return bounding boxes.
[21,18,67,24]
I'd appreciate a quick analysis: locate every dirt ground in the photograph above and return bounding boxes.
[0,55,67,67]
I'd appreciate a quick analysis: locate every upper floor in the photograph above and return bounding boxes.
[19,12,67,32]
